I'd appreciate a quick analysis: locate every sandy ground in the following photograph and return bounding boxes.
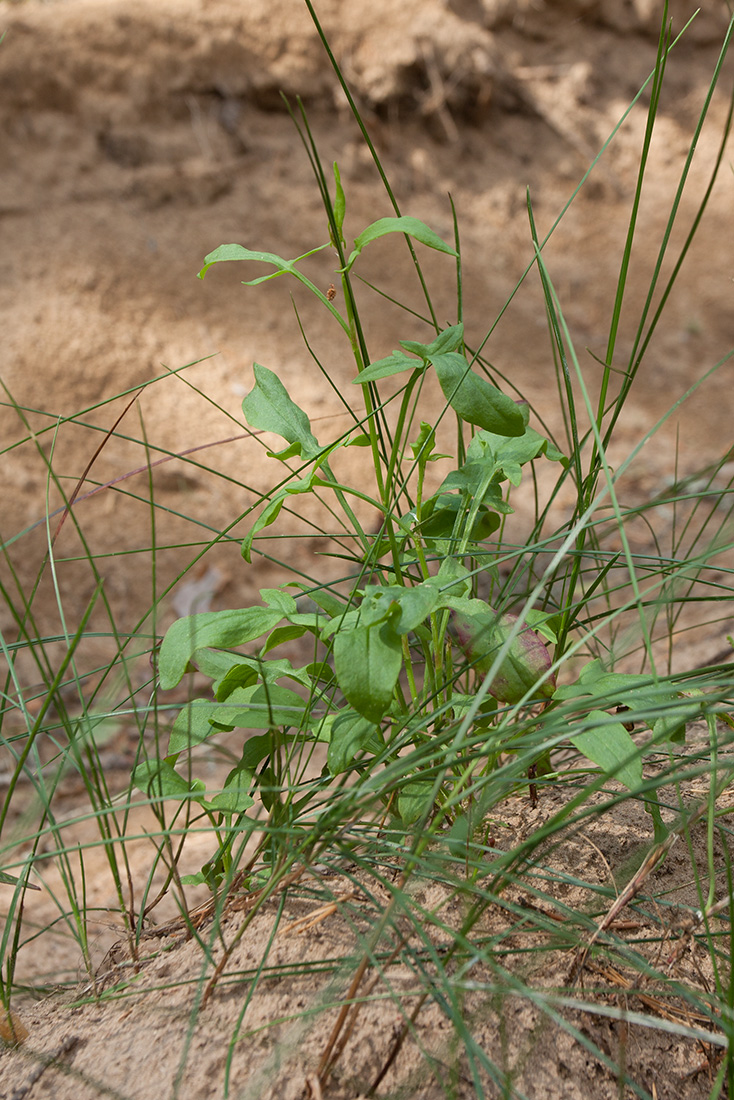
[1,0,734,1097]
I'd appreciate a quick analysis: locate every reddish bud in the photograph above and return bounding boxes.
[451,608,556,704]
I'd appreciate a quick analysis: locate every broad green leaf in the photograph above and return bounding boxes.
[215,683,310,730]
[214,663,259,701]
[418,495,502,543]
[398,779,436,826]
[181,871,215,888]
[570,710,643,790]
[334,621,403,722]
[167,700,225,756]
[197,243,329,282]
[320,606,362,641]
[355,326,465,384]
[262,624,308,654]
[243,364,321,461]
[285,612,328,631]
[390,583,439,633]
[353,584,439,635]
[351,587,395,628]
[448,692,497,723]
[213,655,314,698]
[401,323,464,359]
[342,216,457,273]
[239,733,276,771]
[206,763,256,815]
[159,607,286,689]
[465,425,564,486]
[305,660,335,688]
[652,697,703,744]
[433,353,525,436]
[192,648,248,683]
[430,558,472,599]
[525,609,561,645]
[260,588,298,615]
[354,349,420,384]
[327,711,382,774]
[436,466,511,512]
[132,759,206,803]
[294,586,347,618]
[554,660,651,703]
[442,595,494,617]
[553,661,699,738]
[246,656,320,692]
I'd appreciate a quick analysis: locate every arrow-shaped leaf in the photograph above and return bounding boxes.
[342,216,457,273]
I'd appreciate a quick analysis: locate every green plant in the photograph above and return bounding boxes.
[134,38,730,897]
[2,3,734,1097]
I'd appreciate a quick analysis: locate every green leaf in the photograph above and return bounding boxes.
[132,759,206,804]
[214,662,261,702]
[525,610,561,645]
[215,683,310,730]
[418,495,502,543]
[334,621,403,722]
[167,700,225,756]
[193,648,248,683]
[401,323,464,358]
[197,242,329,282]
[352,584,439,635]
[356,587,398,628]
[296,587,347,618]
[262,624,308,654]
[243,364,321,462]
[239,733,276,771]
[260,588,298,615]
[354,326,465,385]
[304,661,335,690]
[569,710,643,790]
[553,662,699,740]
[431,558,472,599]
[436,467,511,512]
[320,606,362,641]
[354,349,421,384]
[390,583,439,633]
[554,660,649,704]
[332,161,346,246]
[465,425,564,486]
[327,711,382,774]
[341,216,458,273]
[158,607,286,689]
[242,472,319,563]
[206,763,256,815]
[398,779,436,826]
[650,692,704,744]
[432,353,525,436]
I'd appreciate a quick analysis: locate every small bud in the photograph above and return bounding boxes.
[450,608,556,704]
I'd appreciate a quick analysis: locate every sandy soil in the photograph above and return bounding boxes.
[1,0,734,1097]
